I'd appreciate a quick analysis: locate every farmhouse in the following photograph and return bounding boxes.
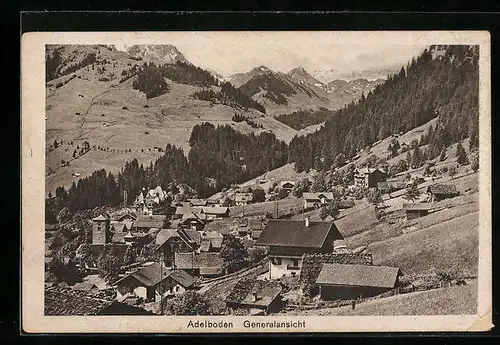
[256,218,344,279]
[234,193,253,206]
[45,286,153,315]
[249,218,264,240]
[114,262,195,302]
[199,231,224,252]
[202,206,230,220]
[303,192,334,209]
[133,214,167,233]
[174,252,224,277]
[179,212,206,231]
[155,228,200,265]
[403,203,432,220]
[315,263,401,300]
[188,198,208,207]
[426,184,459,202]
[226,279,283,315]
[280,181,296,191]
[354,168,387,188]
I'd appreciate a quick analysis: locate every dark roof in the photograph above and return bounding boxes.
[202,207,229,215]
[188,199,208,206]
[299,253,374,285]
[251,230,263,240]
[316,263,400,289]
[226,279,281,308]
[427,184,459,195]
[256,220,343,248]
[111,232,126,244]
[303,192,334,200]
[116,262,195,288]
[174,252,224,273]
[114,213,137,221]
[72,282,99,292]
[403,203,432,211]
[203,218,235,235]
[45,286,152,315]
[155,229,179,246]
[249,219,264,230]
[133,215,166,229]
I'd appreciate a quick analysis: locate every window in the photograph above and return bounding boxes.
[175,286,180,292]
[292,259,299,267]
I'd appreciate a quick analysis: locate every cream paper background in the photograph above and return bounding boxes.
[21,31,492,333]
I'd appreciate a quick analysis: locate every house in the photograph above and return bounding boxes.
[403,203,432,220]
[174,252,224,277]
[114,213,137,223]
[179,212,206,231]
[71,282,100,295]
[303,192,334,209]
[280,181,295,191]
[256,218,344,279]
[249,218,264,240]
[315,263,401,300]
[226,279,283,315]
[202,206,230,220]
[234,193,253,206]
[426,184,459,202]
[155,228,200,265]
[188,198,208,207]
[115,262,195,303]
[133,214,167,233]
[199,231,224,252]
[354,168,387,188]
[45,286,153,315]
[202,218,235,235]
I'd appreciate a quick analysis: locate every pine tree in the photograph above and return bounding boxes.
[456,142,469,165]
[439,147,447,162]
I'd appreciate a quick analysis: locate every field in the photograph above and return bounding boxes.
[281,280,477,316]
[45,73,297,195]
[230,196,304,218]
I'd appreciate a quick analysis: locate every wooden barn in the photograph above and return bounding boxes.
[226,279,283,315]
[426,184,459,202]
[315,263,401,300]
[403,203,432,220]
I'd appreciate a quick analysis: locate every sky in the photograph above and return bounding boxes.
[113,32,428,82]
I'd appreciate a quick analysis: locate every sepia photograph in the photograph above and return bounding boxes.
[22,31,491,332]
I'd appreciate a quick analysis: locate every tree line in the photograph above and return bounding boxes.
[288,45,479,173]
[275,107,335,130]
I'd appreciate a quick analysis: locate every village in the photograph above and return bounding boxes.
[45,133,479,316]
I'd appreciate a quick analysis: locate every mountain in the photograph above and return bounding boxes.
[326,78,384,97]
[228,65,274,88]
[236,67,335,115]
[126,44,189,65]
[206,68,226,83]
[286,67,325,88]
[288,45,479,172]
[44,45,297,195]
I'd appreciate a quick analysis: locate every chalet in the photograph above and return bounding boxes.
[280,181,296,191]
[354,168,387,188]
[426,184,459,202]
[179,212,206,231]
[256,218,344,279]
[315,263,401,300]
[113,213,137,227]
[199,231,224,252]
[188,198,208,207]
[45,286,153,315]
[303,192,334,209]
[173,202,192,220]
[234,193,253,206]
[202,206,230,220]
[154,228,200,265]
[249,218,264,240]
[133,214,167,233]
[114,262,195,302]
[403,203,432,220]
[71,282,100,294]
[174,252,224,277]
[226,279,283,315]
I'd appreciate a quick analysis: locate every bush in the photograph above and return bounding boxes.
[163,291,212,315]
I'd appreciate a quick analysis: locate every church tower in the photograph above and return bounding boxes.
[92,214,111,245]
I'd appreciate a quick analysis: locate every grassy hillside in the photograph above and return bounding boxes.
[282,280,477,316]
[45,59,298,195]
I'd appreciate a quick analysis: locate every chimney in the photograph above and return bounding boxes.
[305,216,310,227]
